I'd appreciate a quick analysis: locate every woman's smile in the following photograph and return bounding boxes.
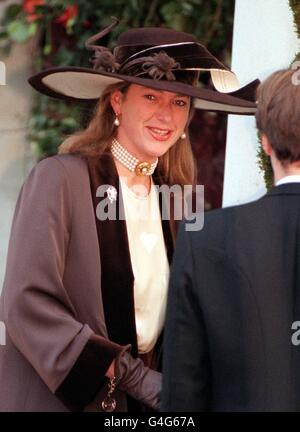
[145,126,173,142]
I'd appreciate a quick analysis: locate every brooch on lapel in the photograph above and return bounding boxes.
[106,185,117,203]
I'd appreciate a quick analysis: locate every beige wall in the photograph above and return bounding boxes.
[0,1,36,291]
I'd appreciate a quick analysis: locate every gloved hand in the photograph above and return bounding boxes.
[115,351,161,410]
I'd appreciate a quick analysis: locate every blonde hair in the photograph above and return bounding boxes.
[59,82,196,186]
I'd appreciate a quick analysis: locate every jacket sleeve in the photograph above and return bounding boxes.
[161,221,210,411]
[2,157,124,411]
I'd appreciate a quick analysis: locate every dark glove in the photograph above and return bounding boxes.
[115,351,161,410]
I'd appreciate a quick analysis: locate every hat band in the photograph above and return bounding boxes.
[87,34,199,84]
[89,47,196,83]
[119,51,180,81]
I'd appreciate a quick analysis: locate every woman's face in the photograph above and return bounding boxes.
[110,84,190,161]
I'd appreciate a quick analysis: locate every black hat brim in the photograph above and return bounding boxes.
[28,66,258,115]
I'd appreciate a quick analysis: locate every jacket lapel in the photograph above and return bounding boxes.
[86,153,138,356]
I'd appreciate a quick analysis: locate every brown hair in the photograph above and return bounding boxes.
[256,68,300,163]
[58,82,196,186]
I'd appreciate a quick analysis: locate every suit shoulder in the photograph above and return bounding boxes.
[205,195,267,224]
[52,154,88,175]
[187,195,267,246]
[30,154,88,181]
[21,155,90,205]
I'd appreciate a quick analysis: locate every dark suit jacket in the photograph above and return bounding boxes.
[162,183,300,412]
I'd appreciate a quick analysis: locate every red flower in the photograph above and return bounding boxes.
[55,5,78,27]
[23,0,45,14]
[26,13,43,23]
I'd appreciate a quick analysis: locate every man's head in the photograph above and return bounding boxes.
[256,69,300,165]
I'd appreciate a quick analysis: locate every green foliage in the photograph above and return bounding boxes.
[290,0,300,38]
[290,0,300,62]
[256,133,274,191]
[7,20,30,42]
[29,96,82,158]
[1,0,234,158]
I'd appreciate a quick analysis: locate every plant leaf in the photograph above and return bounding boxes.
[7,20,30,43]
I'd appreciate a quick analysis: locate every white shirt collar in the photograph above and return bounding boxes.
[276,175,300,186]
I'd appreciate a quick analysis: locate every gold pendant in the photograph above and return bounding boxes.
[101,395,117,412]
[135,161,151,176]
[101,377,117,411]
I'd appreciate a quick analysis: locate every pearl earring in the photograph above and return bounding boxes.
[181,132,186,139]
[114,116,120,127]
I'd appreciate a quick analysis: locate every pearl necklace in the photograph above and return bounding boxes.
[111,138,158,176]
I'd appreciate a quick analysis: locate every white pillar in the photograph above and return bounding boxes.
[0,2,36,291]
[223,0,299,207]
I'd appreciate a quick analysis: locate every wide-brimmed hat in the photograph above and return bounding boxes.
[29,18,258,115]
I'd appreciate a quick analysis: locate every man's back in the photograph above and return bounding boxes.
[162,183,300,411]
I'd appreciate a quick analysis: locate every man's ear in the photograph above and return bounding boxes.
[261,133,273,156]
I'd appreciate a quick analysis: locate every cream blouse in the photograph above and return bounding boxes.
[120,177,169,354]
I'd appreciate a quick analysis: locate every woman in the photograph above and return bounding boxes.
[0,20,257,412]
